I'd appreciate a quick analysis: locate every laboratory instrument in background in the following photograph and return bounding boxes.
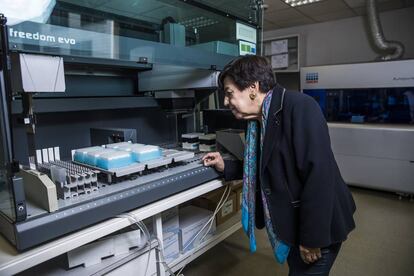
[301,60,414,195]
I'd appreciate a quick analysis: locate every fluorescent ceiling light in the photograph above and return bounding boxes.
[283,0,323,7]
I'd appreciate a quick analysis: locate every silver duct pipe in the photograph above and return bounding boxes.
[366,0,404,60]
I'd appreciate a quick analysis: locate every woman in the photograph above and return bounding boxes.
[202,55,356,276]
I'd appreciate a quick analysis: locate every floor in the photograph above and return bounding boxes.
[183,187,414,276]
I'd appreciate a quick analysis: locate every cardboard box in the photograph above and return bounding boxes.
[230,180,243,191]
[231,181,243,211]
[224,180,243,211]
[236,188,242,210]
[192,187,237,225]
[179,206,216,253]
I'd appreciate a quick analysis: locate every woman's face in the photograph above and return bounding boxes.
[223,77,262,120]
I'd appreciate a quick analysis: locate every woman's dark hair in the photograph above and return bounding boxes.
[218,55,276,93]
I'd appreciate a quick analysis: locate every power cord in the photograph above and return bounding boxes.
[116,213,153,276]
[176,185,231,276]
[118,213,177,276]
[117,184,232,276]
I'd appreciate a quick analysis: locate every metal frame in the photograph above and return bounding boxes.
[0,15,15,163]
[0,14,27,223]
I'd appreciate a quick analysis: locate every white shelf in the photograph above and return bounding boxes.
[168,211,242,273]
[14,213,242,276]
[0,179,226,275]
[16,241,160,276]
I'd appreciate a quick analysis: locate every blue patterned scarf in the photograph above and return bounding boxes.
[241,90,290,264]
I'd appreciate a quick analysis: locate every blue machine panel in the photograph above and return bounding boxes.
[304,88,414,125]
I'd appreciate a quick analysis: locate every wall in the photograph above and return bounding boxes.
[264,7,414,67]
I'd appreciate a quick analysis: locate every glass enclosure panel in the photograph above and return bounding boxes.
[0,81,15,221]
[194,0,260,25]
[304,88,414,125]
[0,157,14,221]
[3,0,259,68]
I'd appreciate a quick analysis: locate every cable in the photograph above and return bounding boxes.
[117,213,152,276]
[199,185,232,243]
[176,186,231,276]
[118,213,177,276]
[117,185,233,276]
[182,185,230,253]
[154,236,177,276]
[176,185,232,276]
[136,220,176,276]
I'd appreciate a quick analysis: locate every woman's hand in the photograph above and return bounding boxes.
[299,245,322,264]
[202,152,225,172]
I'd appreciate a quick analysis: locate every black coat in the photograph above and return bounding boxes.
[223,84,356,248]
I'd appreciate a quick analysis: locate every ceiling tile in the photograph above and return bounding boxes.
[345,0,404,8]
[276,17,315,28]
[377,0,405,10]
[312,8,356,21]
[343,0,366,8]
[352,6,367,15]
[403,0,414,7]
[263,19,280,31]
[353,0,404,14]
[263,0,409,28]
[297,0,350,16]
[264,0,292,13]
[265,8,305,23]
